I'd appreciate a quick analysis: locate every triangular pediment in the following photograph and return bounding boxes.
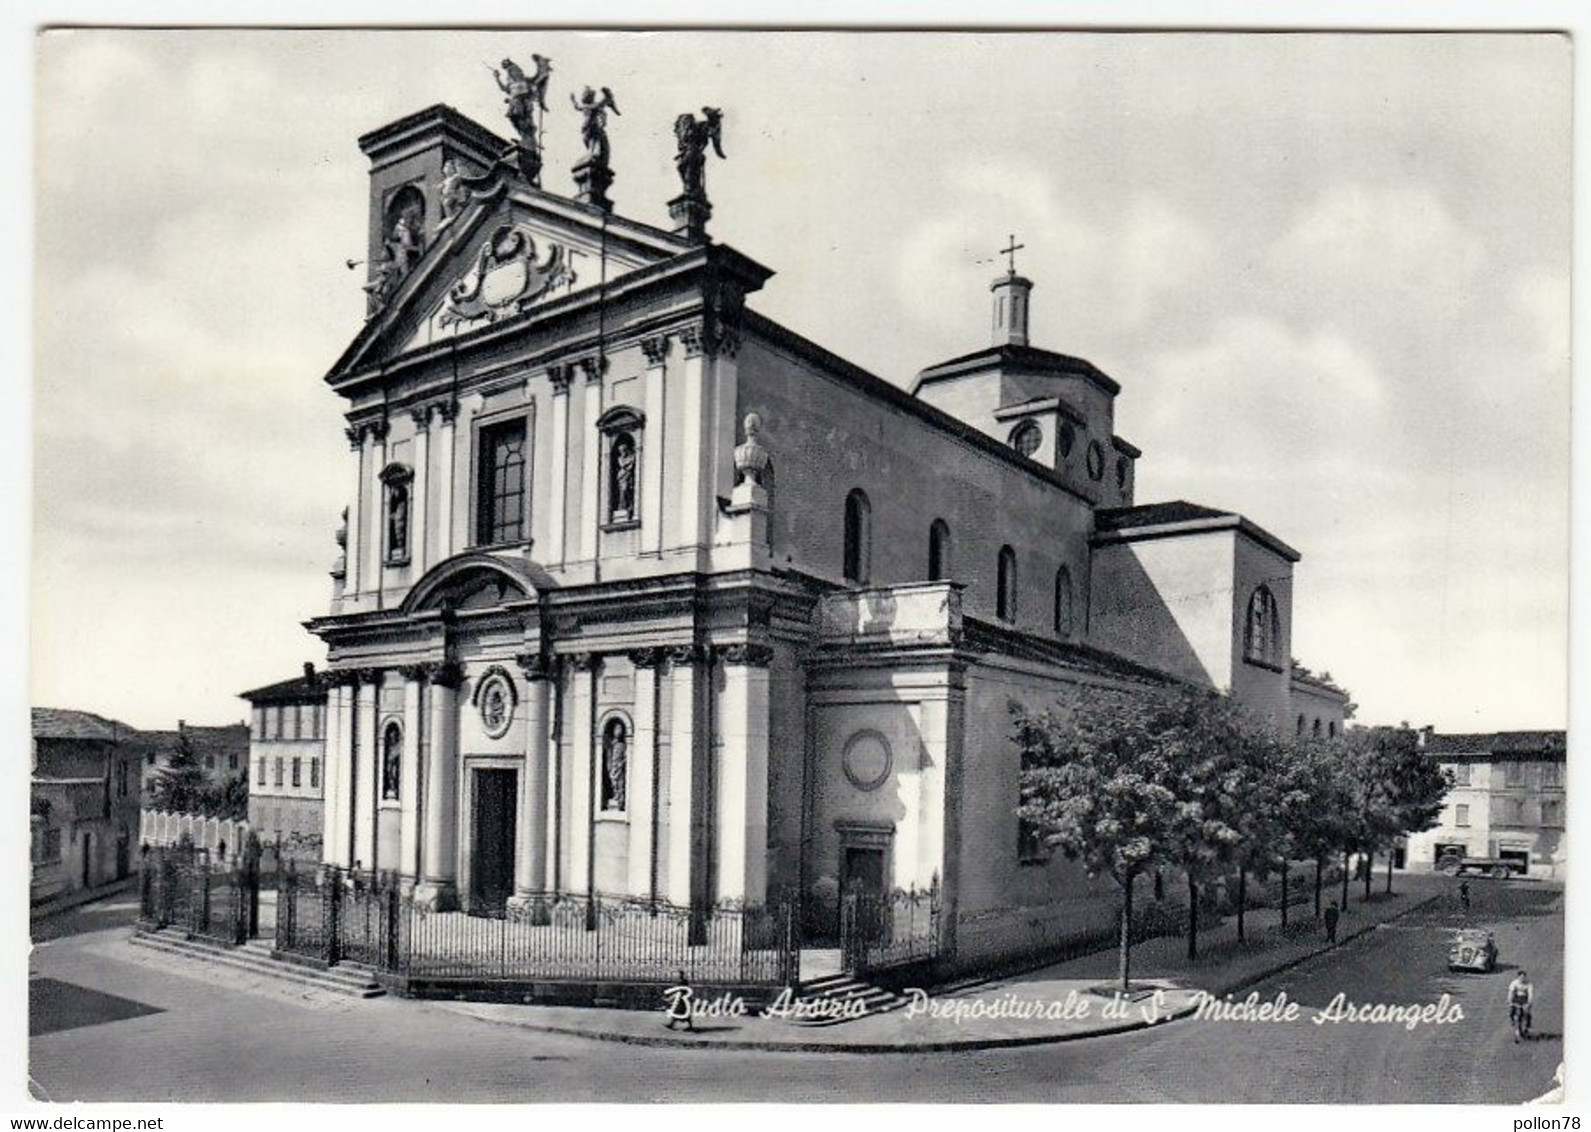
[328,186,691,381]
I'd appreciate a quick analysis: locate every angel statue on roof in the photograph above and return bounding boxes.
[571,85,620,167]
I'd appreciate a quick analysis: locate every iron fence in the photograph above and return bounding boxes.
[137,844,250,945]
[270,865,797,987]
[840,881,942,975]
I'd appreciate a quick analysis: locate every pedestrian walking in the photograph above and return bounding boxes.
[1324,900,1340,944]
[1459,880,1471,913]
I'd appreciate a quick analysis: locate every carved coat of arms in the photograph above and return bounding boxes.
[440,225,570,329]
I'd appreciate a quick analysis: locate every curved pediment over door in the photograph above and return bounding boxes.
[400,553,539,616]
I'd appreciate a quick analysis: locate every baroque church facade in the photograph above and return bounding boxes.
[309,86,1346,966]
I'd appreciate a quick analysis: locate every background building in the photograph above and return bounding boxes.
[241,666,327,859]
[140,720,250,792]
[30,708,142,904]
[1405,730,1566,877]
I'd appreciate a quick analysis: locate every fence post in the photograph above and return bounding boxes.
[384,881,400,972]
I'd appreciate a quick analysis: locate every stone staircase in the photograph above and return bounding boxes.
[788,972,908,1026]
[128,929,386,999]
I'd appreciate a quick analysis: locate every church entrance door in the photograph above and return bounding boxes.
[470,769,517,911]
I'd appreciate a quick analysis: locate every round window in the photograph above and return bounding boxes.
[1086,440,1105,481]
[1010,420,1042,459]
[842,730,893,792]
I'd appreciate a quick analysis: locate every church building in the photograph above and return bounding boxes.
[307,84,1347,970]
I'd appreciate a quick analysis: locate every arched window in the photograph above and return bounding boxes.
[600,716,629,813]
[843,489,872,585]
[381,722,402,801]
[997,545,1017,622]
[1244,585,1281,667]
[1053,566,1074,637]
[1009,420,1042,459]
[1296,715,1306,736]
[1312,718,1322,739]
[928,519,952,582]
[1328,721,1337,739]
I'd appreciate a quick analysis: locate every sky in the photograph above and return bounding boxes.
[29,28,1571,732]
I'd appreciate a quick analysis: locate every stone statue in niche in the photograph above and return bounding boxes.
[601,720,628,811]
[386,209,423,276]
[609,433,637,520]
[386,481,409,559]
[673,107,725,202]
[381,732,401,801]
[332,506,348,578]
[571,86,620,166]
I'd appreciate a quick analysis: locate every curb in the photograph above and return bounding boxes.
[441,889,1446,1055]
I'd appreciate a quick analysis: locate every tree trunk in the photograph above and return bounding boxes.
[1386,851,1394,895]
[1186,874,1199,960]
[1363,847,1373,901]
[1281,862,1290,929]
[1118,874,1134,991]
[1237,867,1247,942]
[1314,857,1323,919]
[1341,848,1351,908]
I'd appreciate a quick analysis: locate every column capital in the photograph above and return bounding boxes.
[515,651,556,681]
[368,419,390,444]
[547,363,576,395]
[567,651,603,673]
[398,663,430,683]
[628,647,667,669]
[354,667,383,686]
[435,399,460,425]
[664,643,708,668]
[639,335,672,366]
[345,424,367,450]
[409,405,432,430]
[678,323,706,359]
[423,660,464,689]
[716,642,774,668]
[577,355,608,385]
[326,667,360,688]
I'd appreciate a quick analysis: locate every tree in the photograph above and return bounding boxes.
[1343,727,1449,898]
[146,732,206,813]
[1013,684,1183,991]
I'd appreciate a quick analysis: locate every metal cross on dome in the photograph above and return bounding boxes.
[1000,234,1026,275]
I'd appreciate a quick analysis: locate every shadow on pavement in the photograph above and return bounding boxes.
[30,977,164,1037]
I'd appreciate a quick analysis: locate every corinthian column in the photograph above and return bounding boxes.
[364,421,389,598]
[343,425,366,598]
[435,401,458,561]
[413,661,462,911]
[409,407,431,574]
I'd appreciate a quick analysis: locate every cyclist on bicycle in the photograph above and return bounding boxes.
[1508,970,1534,1041]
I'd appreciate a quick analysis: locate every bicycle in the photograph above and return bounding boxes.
[1510,1002,1532,1042]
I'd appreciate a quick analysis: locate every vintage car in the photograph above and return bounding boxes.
[1437,850,1525,879]
[1448,928,1498,973]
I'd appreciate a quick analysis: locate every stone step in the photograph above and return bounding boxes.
[787,974,907,1026]
[128,930,386,998]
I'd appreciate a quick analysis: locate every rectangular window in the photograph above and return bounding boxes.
[1448,763,1471,786]
[311,758,320,789]
[283,704,297,742]
[1504,761,1526,788]
[257,757,266,786]
[1541,762,1563,789]
[117,760,128,798]
[273,757,284,788]
[1454,804,1470,827]
[1542,799,1563,827]
[476,417,528,546]
[228,754,238,772]
[252,707,264,741]
[265,705,279,741]
[291,758,302,788]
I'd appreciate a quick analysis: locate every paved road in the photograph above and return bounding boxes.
[28,879,1562,1103]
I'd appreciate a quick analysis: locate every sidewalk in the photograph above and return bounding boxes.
[30,875,138,922]
[438,874,1446,1053]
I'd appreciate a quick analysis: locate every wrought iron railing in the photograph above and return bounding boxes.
[840,881,941,975]
[137,844,250,945]
[270,864,797,988]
